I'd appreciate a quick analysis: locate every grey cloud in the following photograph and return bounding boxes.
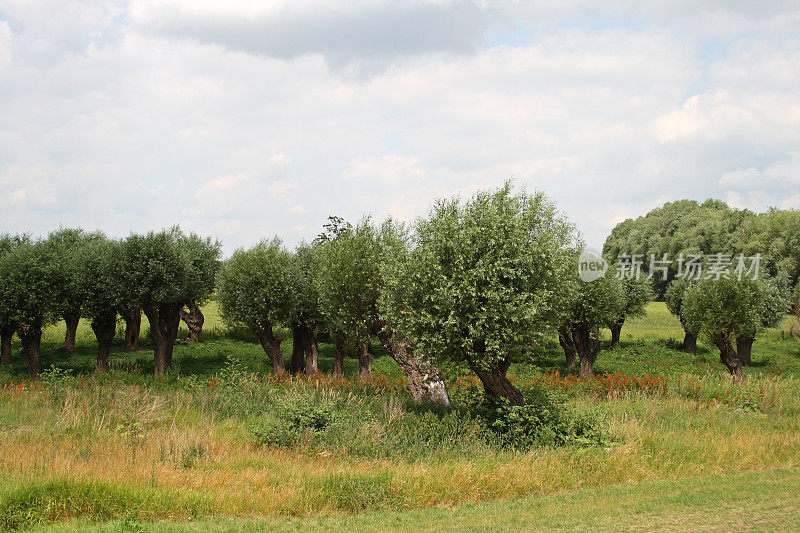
[131,1,493,71]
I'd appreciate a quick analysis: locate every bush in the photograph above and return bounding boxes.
[473,388,608,448]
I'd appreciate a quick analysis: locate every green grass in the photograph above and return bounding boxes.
[29,468,800,532]
[1,302,799,530]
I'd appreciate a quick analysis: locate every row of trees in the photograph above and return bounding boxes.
[2,186,797,404]
[0,228,220,378]
[605,200,798,382]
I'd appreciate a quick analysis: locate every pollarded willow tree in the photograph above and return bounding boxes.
[120,228,220,376]
[44,227,104,353]
[216,238,296,374]
[287,244,321,376]
[735,274,791,366]
[682,277,763,382]
[383,183,575,406]
[77,237,126,370]
[0,241,59,378]
[313,219,379,379]
[664,278,699,354]
[0,234,29,365]
[561,267,624,380]
[607,276,653,348]
[178,232,221,344]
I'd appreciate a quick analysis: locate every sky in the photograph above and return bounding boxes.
[1,1,799,254]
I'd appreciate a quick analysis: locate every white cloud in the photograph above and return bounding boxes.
[0,1,799,253]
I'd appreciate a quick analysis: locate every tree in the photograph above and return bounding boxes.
[735,274,791,366]
[287,244,321,376]
[603,200,752,297]
[314,219,379,379]
[44,228,103,353]
[734,209,800,290]
[665,278,699,354]
[381,183,575,405]
[121,228,220,376]
[0,241,59,378]
[561,268,624,380]
[178,233,221,344]
[682,277,762,382]
[77,238,125,370]
[0,234,30,365]
[216,239,295,374]
[607,276,653,348]
[376,219,450,404]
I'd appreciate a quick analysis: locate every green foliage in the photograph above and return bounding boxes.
[735,208,800,288]
[382,182,576,372]
[616,276,653,322]
[120,227,220,313]
[0,240,60,333]
[603,200,752,296]
[563,268,624,331]
[683,277,762,343]
[216,238,296,332]
[314,218,382,343]
[76,239,125,322]
[473,389,608,448]
[44,228,105,320]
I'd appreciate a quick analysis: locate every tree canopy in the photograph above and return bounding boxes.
[381,183,576,405]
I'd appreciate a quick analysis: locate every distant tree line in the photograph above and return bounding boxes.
[1,187,797,402]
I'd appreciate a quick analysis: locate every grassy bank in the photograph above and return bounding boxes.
[1,303,799,530]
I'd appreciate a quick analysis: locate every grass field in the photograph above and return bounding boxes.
[1,303,799,530]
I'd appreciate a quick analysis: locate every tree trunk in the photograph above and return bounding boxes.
[300,324,319,376]
[358,342,372,379]
[289,325,305,374]
[63,311,80,353]
[469,357,524,406]
[1,325,13,364]
[572,323,601,381]
[679,318,697,354]
[713,333,743,383]
[609,317,624,348]
[179,302,204,344]
[333,336,345,378]
[737,335,754,367]
[143,303,181,377]
[558,327,577,370]
[377,328,450,405]
[255,326,285,374]
[90,310,117,371]
[17,325,42,379]
[122,309,141,351]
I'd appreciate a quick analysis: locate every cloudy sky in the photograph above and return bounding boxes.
[1,1,799,253]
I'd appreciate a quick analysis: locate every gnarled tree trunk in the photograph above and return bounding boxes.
[1,324,13,365]
[679,318,697,354]
[609,317,624,348]
[571,323,601,381]
[255,326,285,374]
[294,323,319,376]
[736,335,754,367]
[713,333,743,383]
[333,336,345,378]
[377,328,450,405]
[122,308,141,351]
[17,324,42,379]
[180,302,204,344]
[558,327,577,370]
[63,310,80,354]
[91,310,117,371]
[142,303,181,377]
[468,355,524,406]
[358,342,372,379]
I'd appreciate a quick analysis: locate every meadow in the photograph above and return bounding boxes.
[1,303,799,531]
